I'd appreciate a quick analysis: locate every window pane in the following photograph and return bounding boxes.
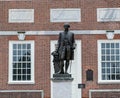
[22,75,26,80]
[107,68,110,73]
[23,63,26,68]
[27,75,31,80]
[13,63,17,68]
[27,56,31,61]
[18,44,21,49]
[22,44,26,49]
[13,75,17,80]
[13,50,17,55]
[116,75,120,80]
[106,56,110,61]
[107,75,110,80]
[23,69,26,74]
[22,56,27,61]
[27,63,31,68]
[106,49,110,54]
[111,75,115,80]
[116,56,119,61]
[116,49,119,54]
[116,68,120,73]
[102,75,106,80]
[27,44,31,49]
[18,69,21,74]
[13,44,17,49]
[27,69,31,74]
[111,68,115,73]
[18,63,21,68]
[116,43,119,48]
[13,56,17,61]
[102,49,105,54]
[23,50,27,55]
[102,68,105,73]
[18,75,21,80]
[27,50,31,55]
[111,49,114,54]
[106,43,110,48]
[116,62,120,67]
[102,56,105,61]
[111,43,114,48]
[13,69,17,74]
[18,50,21,55]
[106,62,110,67]
[111,56,115,61]
[102,43,105,48]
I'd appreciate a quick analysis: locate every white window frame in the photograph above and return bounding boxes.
[98,40,120,84]
[8,41,35,84]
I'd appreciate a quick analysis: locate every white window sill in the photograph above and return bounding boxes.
[8,81,35,84]
[98,80,120,84]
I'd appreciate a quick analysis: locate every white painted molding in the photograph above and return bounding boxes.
[9,9,34,23]
[89,89,120,98]
[50,8,81,22]
[97,8,120,22]
[0,30,120,35]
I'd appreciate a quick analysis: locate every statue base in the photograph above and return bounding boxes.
[52,73,73,81]
[51,74,73,98]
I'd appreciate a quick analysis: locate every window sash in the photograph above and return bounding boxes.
[9,41,34,84]
[98,40,120,83]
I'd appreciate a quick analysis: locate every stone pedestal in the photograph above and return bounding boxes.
[51,74,73,98]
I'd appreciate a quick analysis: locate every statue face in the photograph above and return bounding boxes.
[63,24,70,32]
[64,23,70,29]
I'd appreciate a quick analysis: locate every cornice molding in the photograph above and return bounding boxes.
[0,30,120,35]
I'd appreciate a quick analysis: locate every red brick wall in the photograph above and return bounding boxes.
[0,33,120,98]
[0,0,119,31]
[0,0,120,98]
[0,36,51,98]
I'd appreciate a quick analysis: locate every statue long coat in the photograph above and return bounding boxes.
[57,31,75,60]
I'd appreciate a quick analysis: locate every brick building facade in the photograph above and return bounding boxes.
[0,0,120,98]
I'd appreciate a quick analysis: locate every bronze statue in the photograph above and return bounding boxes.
[52,23,76,74]
[51,44,60,73]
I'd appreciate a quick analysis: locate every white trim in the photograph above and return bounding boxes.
[97,8,120,22]
[8,41,35,84]
[9,9,34,23]
[0,90,44,98]
[89,89,120,98]
[50,8,81,22]
[98,40,120,84]
[0,30,120,35]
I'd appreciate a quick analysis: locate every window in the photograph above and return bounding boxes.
[98,40,120,83]
[9,41,34,84]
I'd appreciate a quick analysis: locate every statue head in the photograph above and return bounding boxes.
[64,23,70,32]
[64,23,70,29]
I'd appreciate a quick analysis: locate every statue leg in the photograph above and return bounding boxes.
[65,60,69,74]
